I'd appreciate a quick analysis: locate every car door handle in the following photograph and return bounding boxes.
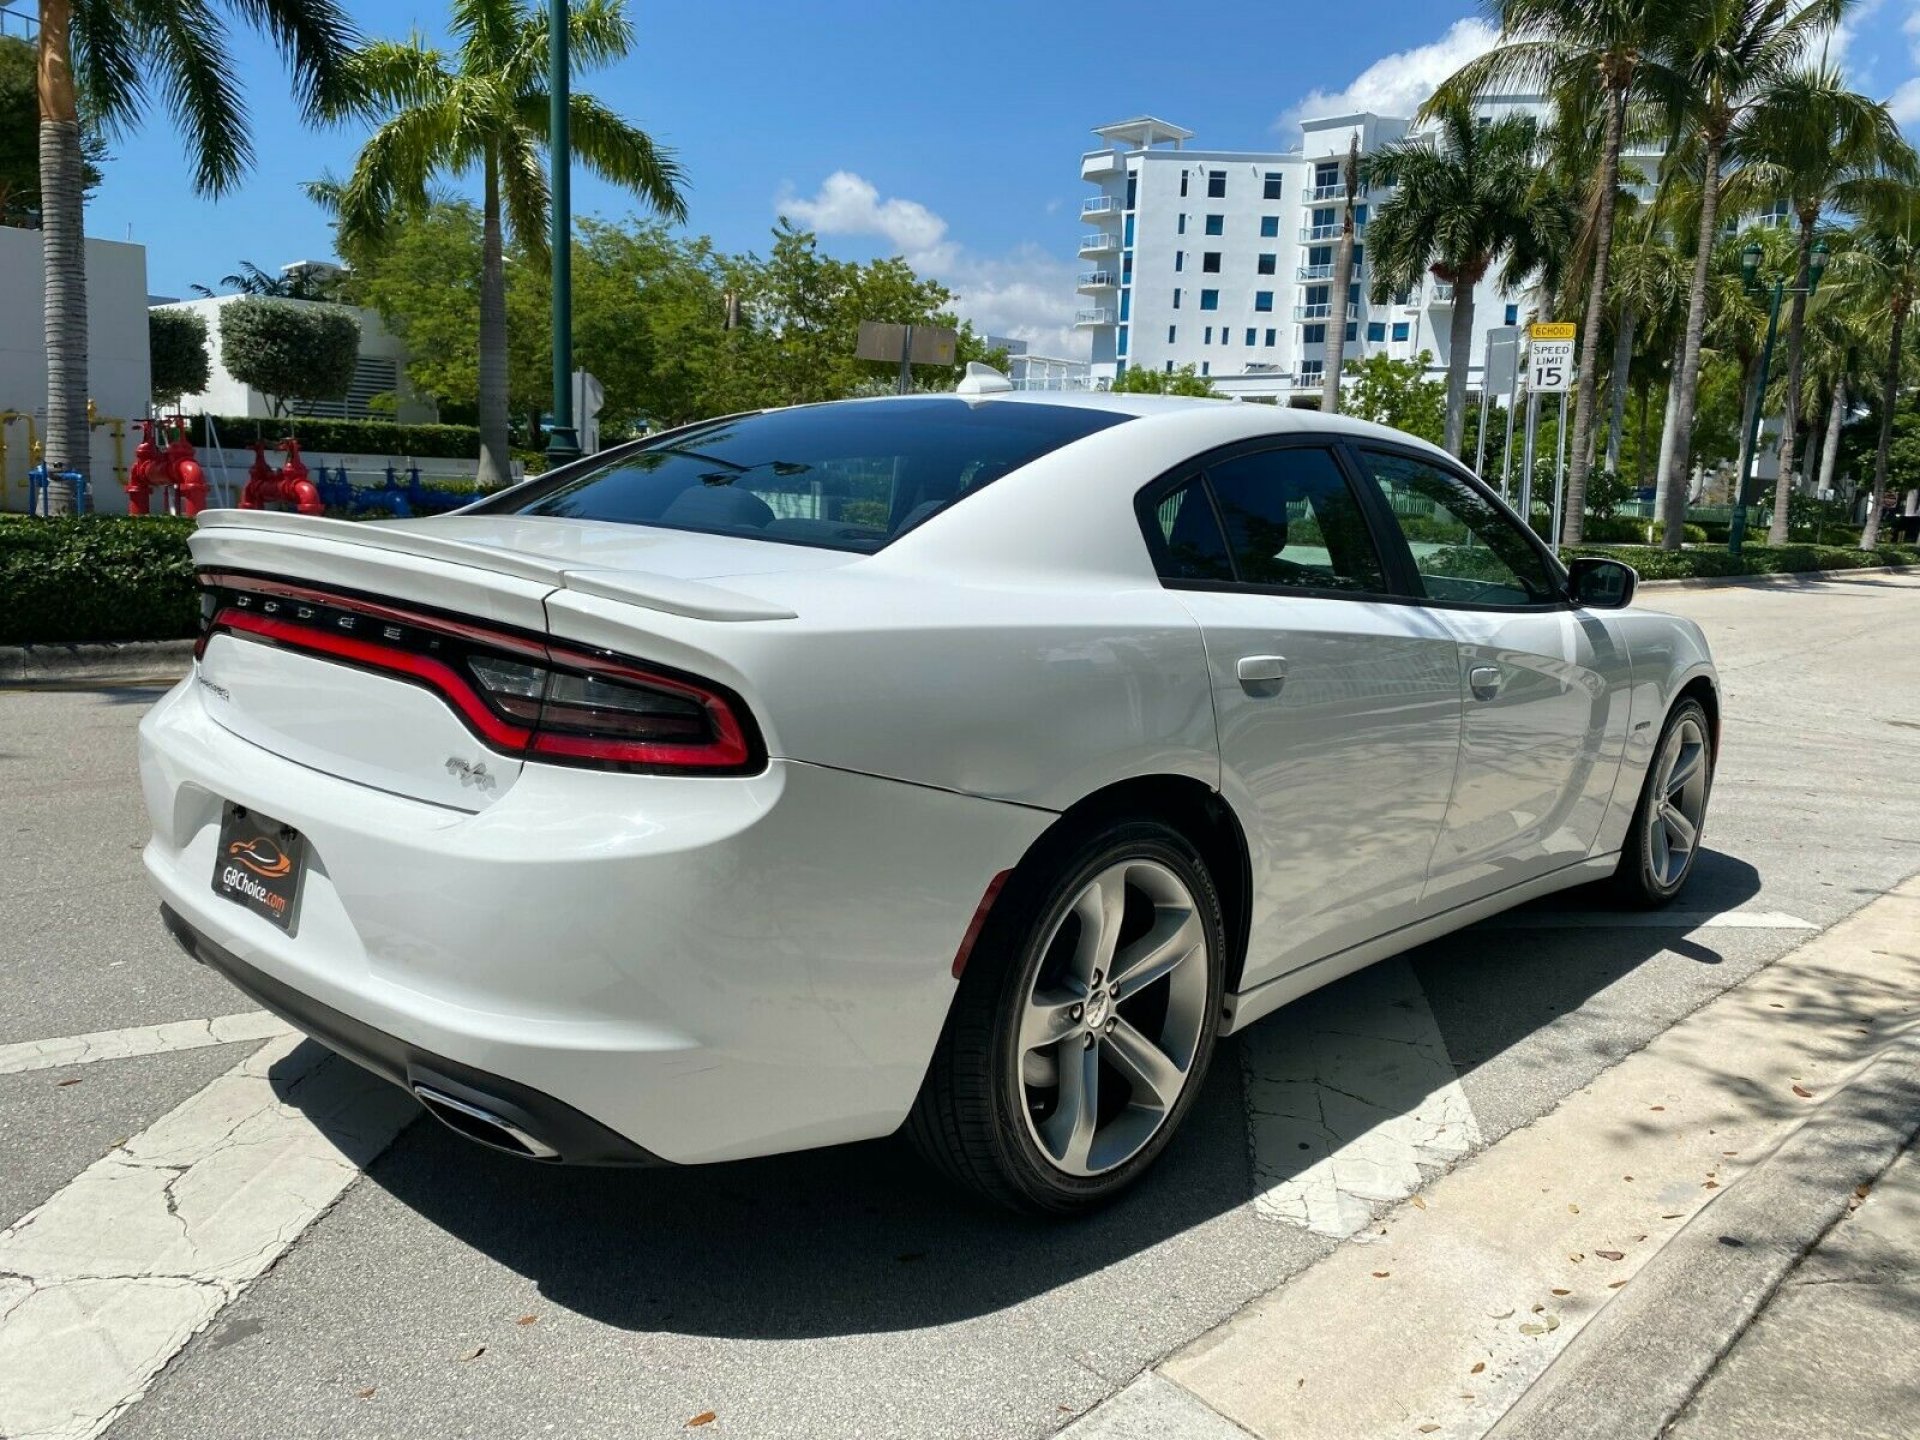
[1469,664,1503,701]
[1237,655,1288,691]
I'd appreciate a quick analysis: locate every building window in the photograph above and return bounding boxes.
[1345,322,1357,342]
[1355,204,1367,224]
[1123,253,1133,282]
[1392,321,1410,341]
[1173,287,1181,308]
[1309,245,1332,267]
[1368,321,1387,342]
[1165,360,1174,373]
[1258,253,1276,275]
[1263,171,1282,200]
[1312,207,1335,230]
[1299,360,1324,383]
[1174,250,1184,272]
[1265,328,1277,347]
[1255,291,1274,312]
[1118,325,1129,356]
[1303,324,1326,344]
[1349,283,1361,307]
[1177,213,1187,235]
[1180,170,1189,198]
[1204,326,1213,343]
[1126,174,1138,209]
[1168,325,1177,344]
[1203,252,1222,273]
[1201,289,1219,310]
[1207,169,1227,198]
[1504,303,1519,325]
[1124,214,1135,247]
[1204,214,1224,235]
[1245,327,1257,345]
[1314,161,1338,190]
[1201,361,1210,376]
[1260,216,1279,238]
[1120,289,1131,321]
[1307,284,1329,305]
[1393,286,1412,306]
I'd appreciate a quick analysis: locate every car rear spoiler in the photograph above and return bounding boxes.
[191,509,797,623]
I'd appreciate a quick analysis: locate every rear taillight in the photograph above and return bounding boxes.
[197,572,762,774]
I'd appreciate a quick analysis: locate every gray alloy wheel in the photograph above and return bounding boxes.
[906,820,1226,1214]
[1617,698,1714,905]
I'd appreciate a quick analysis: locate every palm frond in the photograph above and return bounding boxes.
[128,0,254,196]
[219,0,359,120]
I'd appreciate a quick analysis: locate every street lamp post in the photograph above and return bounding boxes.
[1729,237,1827,554]
[545,0,580,467]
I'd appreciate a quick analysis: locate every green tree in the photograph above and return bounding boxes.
[326,0,686,487]
[148,308,210,406]
[1362,102,1568,455]
[0,34,105,227]
[1652,0,1851,549]
[1110,363,1218,396]
[1839,188,1920,548]
[33,0,354,513]
[1733,66,1914,542]
[219,298,360,417]
[1340,351,1447,443]
[192,259,346,300]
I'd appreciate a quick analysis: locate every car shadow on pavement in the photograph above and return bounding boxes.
[338,849,1765,1342]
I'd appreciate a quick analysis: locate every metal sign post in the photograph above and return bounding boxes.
[1525,322,1575,535]
[1551,393,1569,553]
[1480,326,1519,484]
[1519,390,1539,520]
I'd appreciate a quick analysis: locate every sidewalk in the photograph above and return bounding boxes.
[1060,876,1920,1440]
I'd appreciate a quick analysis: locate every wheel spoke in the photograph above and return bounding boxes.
[1020,990,1083,1054]
[1649,808,1670,879]
[1662,802,1698,853]
[1069,869,1127,984]
[1108,906,1201,1000]
[1104,1017,1186,1112]
[1040,1039,1100,1172]
[1666,740,1705,797]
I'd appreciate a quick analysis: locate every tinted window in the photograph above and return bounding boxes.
[478,400,1131,552]
[1206,448,1385,592]
[1360,450,1560,607]
[1148,480,1233,581]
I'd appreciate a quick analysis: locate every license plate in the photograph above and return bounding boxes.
[212,803,307,934]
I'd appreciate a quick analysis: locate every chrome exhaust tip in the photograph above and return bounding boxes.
[412,1083,561,1161]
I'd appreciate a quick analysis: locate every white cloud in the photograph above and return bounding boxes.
[777,172,1086,358]
[1891,75,1920,125]
[1280,18,1499,136]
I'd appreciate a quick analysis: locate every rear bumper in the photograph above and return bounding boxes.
[139,674,1053,1164]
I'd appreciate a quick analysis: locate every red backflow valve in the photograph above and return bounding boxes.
[238,437,323,516]
[125,417,209,517]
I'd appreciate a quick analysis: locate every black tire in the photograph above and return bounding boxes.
[1613,697,1715,907]
[907,818,1227,1215]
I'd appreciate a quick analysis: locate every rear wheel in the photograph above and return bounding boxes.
[1614,698,1714,906]
[907,820,1225,1214]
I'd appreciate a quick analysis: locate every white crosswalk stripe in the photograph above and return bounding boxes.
[0,1012,290,1076]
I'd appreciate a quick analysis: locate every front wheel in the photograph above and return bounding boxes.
[907,820,1226,1214]
[1614,698,1714,906]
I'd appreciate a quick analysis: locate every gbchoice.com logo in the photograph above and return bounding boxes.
[223,836,291,914]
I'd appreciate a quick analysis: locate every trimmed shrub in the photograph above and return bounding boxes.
[218,299,360,416]
[149,309,210,405]
[1563,542,1920,582]
[0,516,199,645]
[183,414,482,459]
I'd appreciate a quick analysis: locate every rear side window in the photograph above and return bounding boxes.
[1147,447,1385,594]
[474,399,1133,553]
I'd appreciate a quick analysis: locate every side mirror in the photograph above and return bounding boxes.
[1567,556,1637,609]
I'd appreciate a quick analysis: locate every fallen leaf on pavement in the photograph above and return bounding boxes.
[458,1346,485,1362]
[1568,1253,1584,1263]
[55,1077,83,1087]
[1489,1308,1514,1320]
[687,1413,717,1429]
[517,1314,537,1325]
[1531,1303,1545,1313]
[1704,1180,1720,1189]
[1792,1084,1813,1098]
[1551,1288,1571,1296]
[1518,1322,1545,1336]
[355,1388,376,1400]
[1372,1271,1391,1278]
[1662,1213,1684,1219]
[1855,1183,1872,1199]
[1649,1105,1665,1112]
[1418,1425,1441,1434]
[1623,1175,1633,1182]
[1411,1195,1427,1210]
[1595,1250,1625,1261]
[1608,1280,1628,1289]
[1470,1362,1486,1375]
[1567,1203,1579,1214]
[1544,1313,1561,1332]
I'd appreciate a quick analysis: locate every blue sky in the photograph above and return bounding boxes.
[91,0,1920,356]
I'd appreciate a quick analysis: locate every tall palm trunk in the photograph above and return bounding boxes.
[1731,355,1760,511]
[1604,302,1635,474]
[1862,301,1906,549]
[38,0,87,515]
[475,144,511,490]
[1766,215,1816,544]
[1562,82,1627,545]
[1802,380,1831,501]
[1817,381,1845,497]
[1652,334,1684,517]
[1321,136,1360,415]
[1660,127,1726,551]
[1443,274,1477,455]
[1633,376,1651,486]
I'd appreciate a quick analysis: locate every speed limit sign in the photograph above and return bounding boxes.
[1528,321,1575,392]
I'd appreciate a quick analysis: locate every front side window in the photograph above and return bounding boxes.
[1358,450,1560,607]
[480,400,1132,554]
[1172,448,1385,593]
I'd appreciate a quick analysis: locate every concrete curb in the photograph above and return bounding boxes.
[1485,1033,1920,1440]
[1635,562,1916,590]
[0,639,194,686]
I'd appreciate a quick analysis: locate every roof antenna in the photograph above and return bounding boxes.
[955,361,1013,395]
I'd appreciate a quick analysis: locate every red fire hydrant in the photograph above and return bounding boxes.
[238,437,323,516]
[124,419,210,517]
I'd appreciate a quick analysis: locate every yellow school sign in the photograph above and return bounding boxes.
[1529,322,1576,341]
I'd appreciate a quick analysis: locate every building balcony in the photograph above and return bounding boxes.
[1428,282,1455,304]
[1297,264,1334,281]
[1077,270,1119,291]
[1080,149,1125,180]
[1081,196,1122,216]
[1293,303,1332,321]
[1075,307,1117,326]
[1306,183,1365,203]
[1078,231,1119,255]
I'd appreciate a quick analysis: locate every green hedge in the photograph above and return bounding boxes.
[1579,516,1709,545]
[183,414,481,459]
[0,516,199,645]
[1565,542,1920,582]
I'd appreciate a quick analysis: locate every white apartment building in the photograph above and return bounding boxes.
[1076,110,1562,402]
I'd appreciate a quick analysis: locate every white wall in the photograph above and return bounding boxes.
[0,228,150,514]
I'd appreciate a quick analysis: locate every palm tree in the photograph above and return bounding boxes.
[35,0,355,513]
[1732,66,1914,543]
[1651,0,1852,550]
[1707,225,1796,509]
[328,0,686,487]
[191,260,343,299]
[1602,206,1684,478]
[1321,134,1361,414]
[1363,102,1569,453]
[1842,189,1920,548]
[1430,0,1675,542]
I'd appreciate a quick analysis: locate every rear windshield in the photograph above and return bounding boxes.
[473,398,1133,552]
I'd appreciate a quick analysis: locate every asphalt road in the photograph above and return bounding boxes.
[4,571,1918,1440]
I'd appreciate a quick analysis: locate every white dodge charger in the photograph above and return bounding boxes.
[140,385,1719,1213]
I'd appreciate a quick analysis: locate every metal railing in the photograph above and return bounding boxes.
[1307,183,1364,202]
[1296,264,1334,281]
[1078,232,1119,252]
[1077,270,1119,288]
[1075,307,1117,325]
[1081,196,1121,215]
[1294,303,1332,321]
[1429,283,1455,302]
